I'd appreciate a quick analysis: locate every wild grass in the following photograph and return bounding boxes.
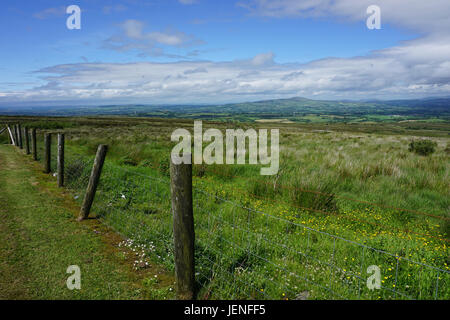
[0,133,9,144]
[0,145,146,299]
[5,116,450,300]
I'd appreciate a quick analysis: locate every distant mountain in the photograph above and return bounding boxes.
[207,96,450,116]
[0,96,449,120]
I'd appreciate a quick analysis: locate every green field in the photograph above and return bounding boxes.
[2,96,449,124]
[0,115,449,300]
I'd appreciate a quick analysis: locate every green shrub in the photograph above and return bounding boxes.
[408,140,437,156]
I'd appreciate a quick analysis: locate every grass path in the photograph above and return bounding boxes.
[0,145,174,300]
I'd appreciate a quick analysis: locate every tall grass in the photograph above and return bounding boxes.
[24,117,450,299]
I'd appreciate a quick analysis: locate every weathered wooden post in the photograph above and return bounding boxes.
[170,155,195,300]
[18,124,23,149]
[14,125,19,147]
[24,127,30,155]
[57,133,65,187]
[78,145,108,221]
[32,128,37,160]
[44,133,51,173]
[7,125,15,146]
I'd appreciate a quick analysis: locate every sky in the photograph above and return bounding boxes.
[0,0,449,106]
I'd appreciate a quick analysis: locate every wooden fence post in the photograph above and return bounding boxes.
[57,133,65,187]
[32,128,37,160]
[18,124,23,149]
[170,156,195,300]
[25,127,30,155]
[44,133,51,173]
[7,125,15,146]
[14,125,19,147]
[78,145,108,221]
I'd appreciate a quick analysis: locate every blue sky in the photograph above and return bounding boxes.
[0,0,449,105]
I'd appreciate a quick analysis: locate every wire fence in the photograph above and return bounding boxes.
[201,166,450,246]
[8,128,450,300]
[192,188,449,300]
[61,151,450,300]
[224,184,450,245]
[138,160,449,246]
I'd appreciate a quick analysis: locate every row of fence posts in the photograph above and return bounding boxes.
[7,124,65,184]
[6,123,196,299]
[7,123,37,160]
[7,125,109,222]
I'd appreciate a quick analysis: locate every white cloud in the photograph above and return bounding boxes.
[251,52,275,66]
[2,37,450,105]
[184,67,208,75]
[102,5,127,15]
[241,0,450,34]
[4,1,448,104]
[33,7,66,20]
[102,20,205,57]
[146,31,190,46]
[122,19,145,39]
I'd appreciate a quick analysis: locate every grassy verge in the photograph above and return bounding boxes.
[0,145,175,300]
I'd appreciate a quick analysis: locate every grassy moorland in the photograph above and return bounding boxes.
[0,115,449,300]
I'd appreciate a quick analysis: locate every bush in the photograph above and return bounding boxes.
[408,140,437,156]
